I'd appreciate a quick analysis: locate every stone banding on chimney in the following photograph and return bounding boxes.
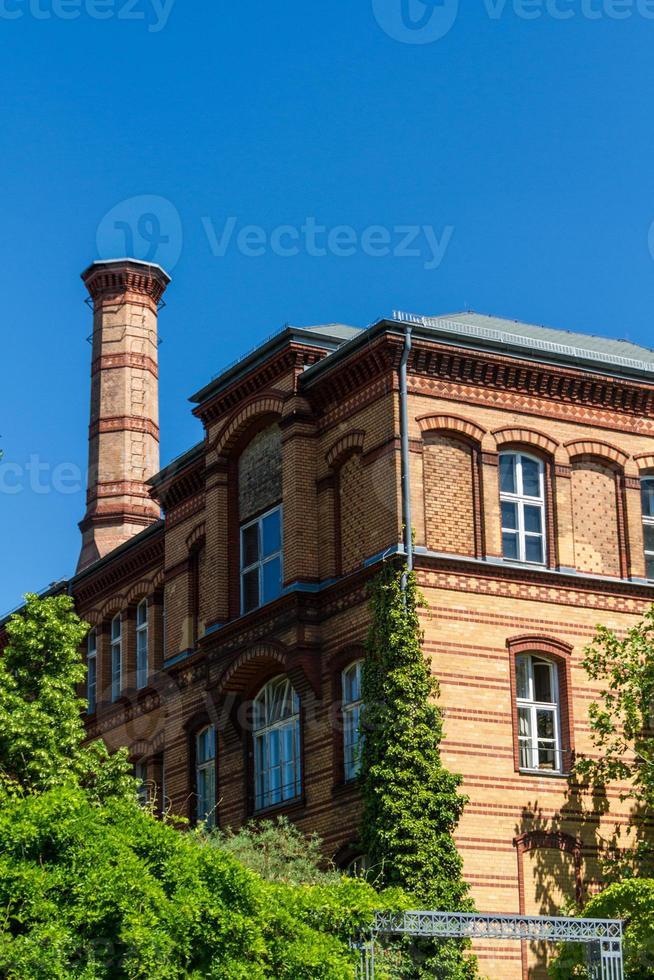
[77,259,170,572]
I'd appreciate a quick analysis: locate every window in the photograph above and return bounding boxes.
[240,505,283,614]
[87,629,97,714]
[136,599,148,689]
[345,854,368,877]
[195,726,216,827]
[253,676,301,810]
[500,452,546,565]
[516,654,561,772]
[642,478,654,580]
[342,661,364,781]
[110,615,122,702]
[134,762,148,807]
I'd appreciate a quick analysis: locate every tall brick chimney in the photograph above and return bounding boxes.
[77,258,170,572]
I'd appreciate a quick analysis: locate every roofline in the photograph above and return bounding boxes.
[80,257,171,284]
[0,579,70,628]
[189,325,351,407]
[69,520,165,588]
[300,313,654,387]
[148,441,205,489]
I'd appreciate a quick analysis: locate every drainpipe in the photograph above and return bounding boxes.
[399,326,413,596]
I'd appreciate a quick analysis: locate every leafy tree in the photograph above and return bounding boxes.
[574,607,654,875]
[0,592,133,802]
[0,784,408,979]
[0,594,408,978]
[360,563,477,978]
[550,879,654,979]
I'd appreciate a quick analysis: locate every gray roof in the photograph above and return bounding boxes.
[290,323,361,342]
[392,311,654,378]
[435,312,654,368]
[190,323,360,406]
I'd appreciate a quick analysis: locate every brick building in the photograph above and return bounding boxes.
[17,258,654,976]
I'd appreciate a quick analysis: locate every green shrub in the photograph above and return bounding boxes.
[550,879,654,980]
[0,785,404,979]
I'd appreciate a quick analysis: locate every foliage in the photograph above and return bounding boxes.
[211,816,341,886]
[0,595,410,978]
[0,593,135,802]
[550,879,654,979]
[360,563,478,978]
[574,607,654,875]
[0,784,407,979]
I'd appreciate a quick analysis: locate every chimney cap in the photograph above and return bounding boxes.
[81,257,171,284]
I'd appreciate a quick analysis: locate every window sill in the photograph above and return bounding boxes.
[518,768,570,779]
[252,795,306,819]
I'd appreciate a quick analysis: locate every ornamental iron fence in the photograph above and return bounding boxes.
[354,910,624,979]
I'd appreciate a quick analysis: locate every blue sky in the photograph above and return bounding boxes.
[2,0,654,611]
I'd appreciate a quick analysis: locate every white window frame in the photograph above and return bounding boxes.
[195,725,216,827]
[516,654,562,774]
[642,477,654,580]
[342,660,364,782]
[253,675,301,811]
[136,599,148,690]
[110,614,122,702]
[87,629,97,714]
[500,452,547,566]
[240,504,283,614]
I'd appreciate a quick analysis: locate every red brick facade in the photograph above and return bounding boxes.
[12,269,654,978]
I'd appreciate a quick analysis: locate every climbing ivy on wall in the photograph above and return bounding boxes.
[360,562,478,978]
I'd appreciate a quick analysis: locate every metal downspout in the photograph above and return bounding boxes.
[399,326,413,595]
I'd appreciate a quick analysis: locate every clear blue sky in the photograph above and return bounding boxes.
[2,0,654,612]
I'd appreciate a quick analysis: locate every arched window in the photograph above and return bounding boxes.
[110,614,122,702]
[342,661,364,781]
[253,676,301,810]
[195,725,216,827]
[642,478,654,580]
[500,452,546,565]
[136,599,148,690]
[516,654,561,772]
[86,629,97,714]
[344,854,368,877]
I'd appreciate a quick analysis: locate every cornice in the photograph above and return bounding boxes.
[82,259,170,307]
[302,330,654,421]
[192,343,325,426]
[73,530,165,607]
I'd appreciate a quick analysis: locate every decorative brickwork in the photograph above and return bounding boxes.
[423,434,476,556]
[571,460,622,577]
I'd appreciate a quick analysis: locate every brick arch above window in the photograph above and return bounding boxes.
[97,595,126,621]
[325,429,365,469]
[513,830,584,911]
[565,439,628,468]
[186,522,206,552]
[215,642,321,700]
[492,427,559,457]
[209,393,285,458]
[125,578,157,605]
[328,644,366,677]
[634,453,654,473]
[507,634,573,659]
[417,414,486,445]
